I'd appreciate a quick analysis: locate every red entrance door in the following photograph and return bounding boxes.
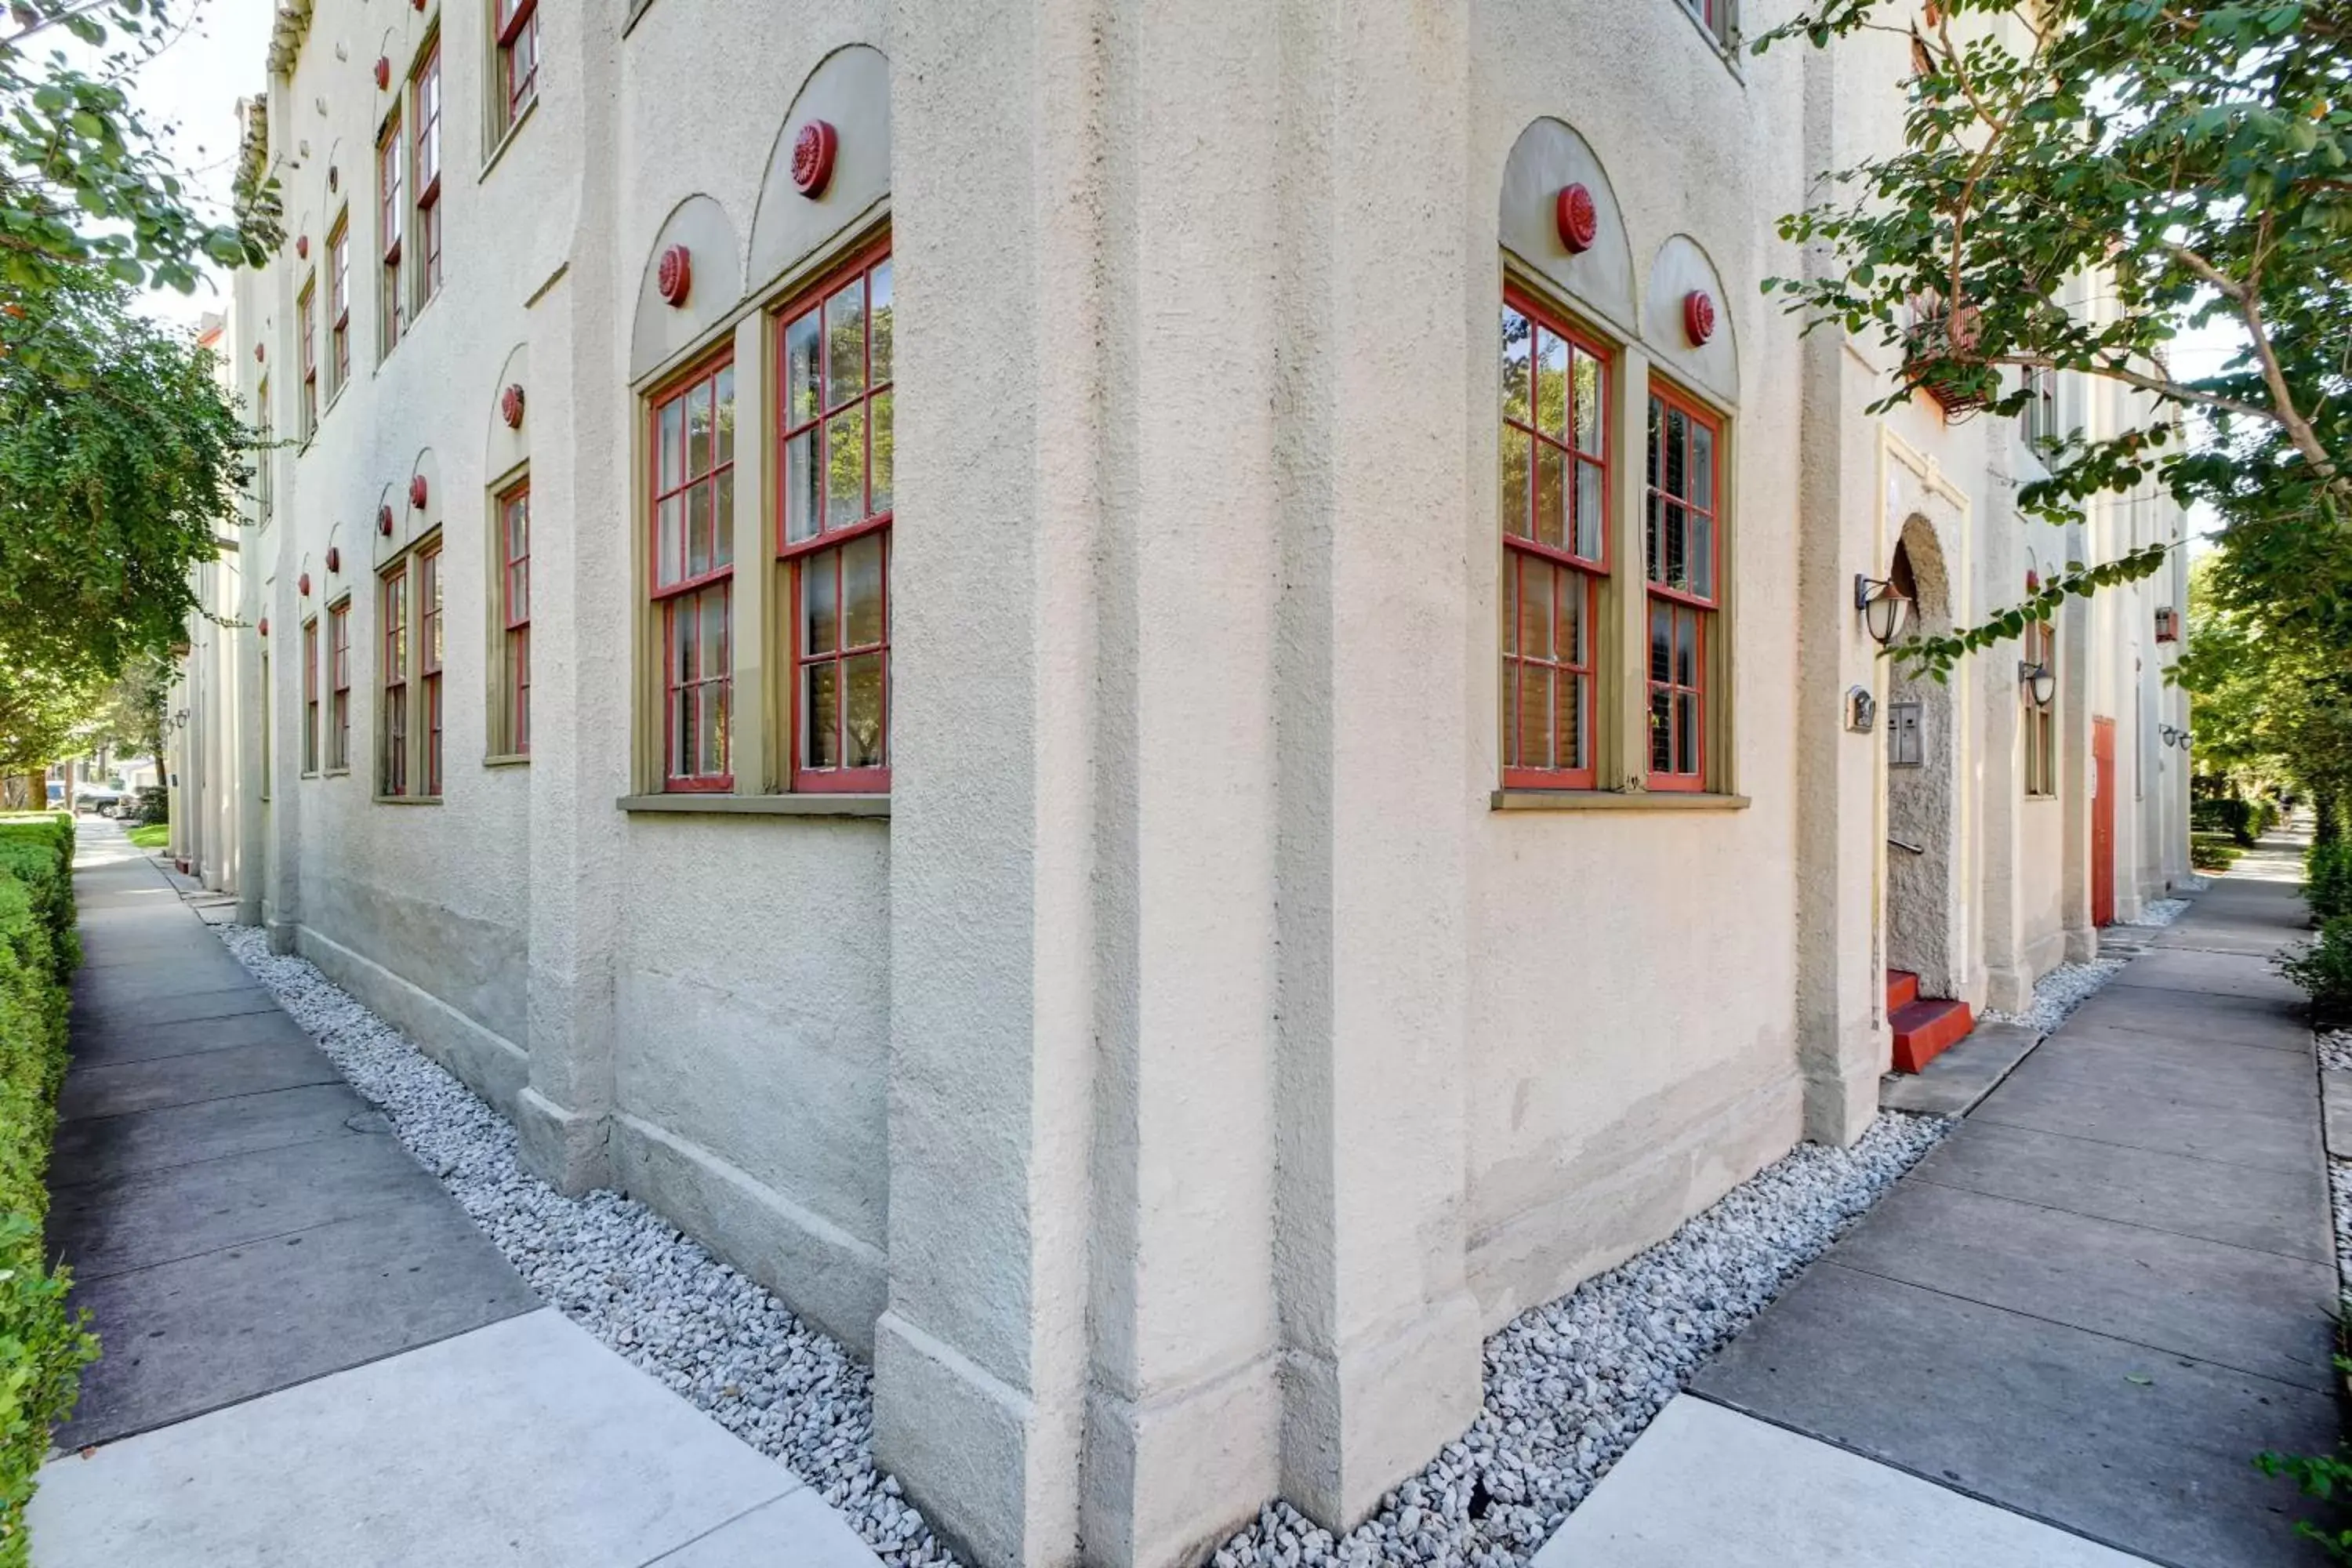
[2092,716,2116,927]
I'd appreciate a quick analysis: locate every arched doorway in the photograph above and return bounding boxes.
[1886,517,1962,1000]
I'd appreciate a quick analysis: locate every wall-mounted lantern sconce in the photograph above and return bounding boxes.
[1854,574,1912,647]
[2159,724,2179,747]
[2019,659,2057,709]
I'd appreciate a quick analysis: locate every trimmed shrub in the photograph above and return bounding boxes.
[2194,796,2272,848]
[0,816,93,1566]
[2280,916,2352,1024]
[2311,841,2352,924]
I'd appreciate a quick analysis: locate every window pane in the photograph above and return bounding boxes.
[660,398,684,489]
[870,389,894,516]
[688,480,713,579]
[715,469,735,567]
[1675,607,1697,687]
[869,261,893,386]
[1675,692,1697,775]
[700,681,728,778]
[844,532,884,648]
[673,683,695,776]
[1534,441,1566,551]
[1501,308,1531,426]
[686,381,712,480]
[1501,660,1521,768]
[804,660,840,768]
[803,554,838,656]
[1500,429,1533,540]
[1559,571,1584,665]
[1516,558,1552,662]
[826,281,866,408]
[1650,688,1673,772]
[1573,351,1603,456]
[844,652,884,768]
[657,496,682,587]
[1664,408,1687,499]
[1557,672,1583,771]
[715,365,735,465]
[786,311,822,426]
[826,405,867,526]
[1662,501,1687,590]
[1517,664,1554,771]
[1690,419,1713,511]
[1534,328,1568,441]
[1650,601,1671,684]
[673,603,697,682]
[1690,511,1712,600]
[700,586,728,681]
[1574,457,1604,561]
[785,430,819,543]
[1645,492,1662,583]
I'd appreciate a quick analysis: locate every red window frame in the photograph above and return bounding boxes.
[776,239,893,793]
[296,281,318,434]
[328,216,350,390]
[419,543,443,796]
[378,114,405,354]
[380,564,409,797]
[412,44,442,305]
[500,481,531,755]
[301,617,320,772]
[328,601,351,770]
[1644,383,1722,791]
[650,352,735,791]
[1500,288,1609,789]
[496,0,539,132]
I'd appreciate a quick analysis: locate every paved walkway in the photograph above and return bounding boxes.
[34,822,877,1568]
[1546,830,2339,1567]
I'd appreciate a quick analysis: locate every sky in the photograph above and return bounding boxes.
[129,0,275,332]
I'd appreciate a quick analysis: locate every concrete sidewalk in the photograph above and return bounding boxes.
[34,822,878,1568]
[1545,830,2339,1567]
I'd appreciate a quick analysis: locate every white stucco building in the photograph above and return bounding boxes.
[194,2,2191,1563]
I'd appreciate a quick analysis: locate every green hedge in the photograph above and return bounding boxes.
[2194,796,2280,848]
[2312,840,2352,924]
[0,817,93,1567]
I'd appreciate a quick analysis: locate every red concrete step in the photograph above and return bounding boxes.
[1890,996,1973,1073]
[1886,969,1920,1012]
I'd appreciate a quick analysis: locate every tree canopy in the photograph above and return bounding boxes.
[1761,1,2349,676]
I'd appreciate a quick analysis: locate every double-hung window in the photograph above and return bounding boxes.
[497,480,531,755]
[651,355,735,789]
[1645,387,1722,790]
[1499,292,1607,789]
[420,543,444,796]
[296,282,318,436]
[779,245,893,791]
[495,0,539,138]
[328,215,351,394]
[328,601,352,770]
[1675,0,1738,48]
[412,45,442,308]
[380,562,410,796]
[302,616,320,773]
[378,115,405,355]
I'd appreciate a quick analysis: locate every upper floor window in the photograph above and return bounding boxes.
[380,561,411,796]
[779,245,894,791]
[1645,387,1722,791]
[651,353,735,790]
[1676,0,1738,48]
[378,114,406,355]
[1500,293,1608,789]
[495,0,539,137]
[296,282,318,436]
[254,379,272,521]
[301,615,320,774]
[495,478,531,757]
[420,542,445,797]
[2020,365,2057,456]
[413,45,443,308]
[327,214,351,395]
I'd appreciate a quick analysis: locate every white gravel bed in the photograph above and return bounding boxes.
[2177,874,2213,893]
[2321,1030,2352,1074]
[1980,958,2126,1035]
[2118,898,2190,928]
[1210,1111,1952,1568]
[216,926,951,1566]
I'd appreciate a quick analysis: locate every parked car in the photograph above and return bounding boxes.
[44,781,63,809]
[75,786,124,818]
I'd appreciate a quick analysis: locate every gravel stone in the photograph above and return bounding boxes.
[1210,1111,1951,1568]
[2331,1160,2352,1295]
[1980,958,2126,1034]
[2118,898,2190,928]
[2321,1030,2352,1075]
[221,925,1947,1568]
[216,926,949,1568]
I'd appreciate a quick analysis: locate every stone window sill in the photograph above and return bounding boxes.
[1491,789,1751,812]
[617,793,888,818]
[483,753,530,769]
[372,796,441,806]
